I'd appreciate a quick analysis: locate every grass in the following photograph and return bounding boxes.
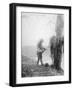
[22,64,64,77]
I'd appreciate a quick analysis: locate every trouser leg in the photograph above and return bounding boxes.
[54,54,59,70]
[37,57,39,65]
[51,55,54,65]
[40,58,43,65]
[57,57,61,70]
[54,58,61,71]
[54,58,56,69]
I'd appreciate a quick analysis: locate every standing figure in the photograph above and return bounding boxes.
[50,15,64,71]
[37,39,46,65]
[54,37,64,70]
[50,37,64,71]
[50,36,56,65]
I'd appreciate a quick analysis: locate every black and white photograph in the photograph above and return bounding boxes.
[21,13,64,77]
[10,3,71,87]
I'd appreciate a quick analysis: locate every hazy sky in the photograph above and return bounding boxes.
[21,12,57,47]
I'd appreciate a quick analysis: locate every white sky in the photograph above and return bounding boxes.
[21,12,57,47]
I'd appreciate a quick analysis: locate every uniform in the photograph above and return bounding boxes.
[37,40,46,65]
[50,37,64,70]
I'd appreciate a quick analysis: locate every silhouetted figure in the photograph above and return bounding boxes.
[37,39,46,65]
[50,36,56,65]
[50,37,64,71]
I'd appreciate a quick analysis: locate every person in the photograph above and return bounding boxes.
[50,36,56,65]
[49,15,64,71]
[37,39,46,65]
[55,37,64,71]
[50,36,64,71]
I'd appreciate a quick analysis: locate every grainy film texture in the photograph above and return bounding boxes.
[21,12,64,77]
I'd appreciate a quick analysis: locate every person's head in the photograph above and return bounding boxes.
[37,39,44,48]
[39,39,44,44]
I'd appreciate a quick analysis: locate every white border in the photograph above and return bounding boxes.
[16,6,69,84]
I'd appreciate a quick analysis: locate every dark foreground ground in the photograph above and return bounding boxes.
[22,64,64,77]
